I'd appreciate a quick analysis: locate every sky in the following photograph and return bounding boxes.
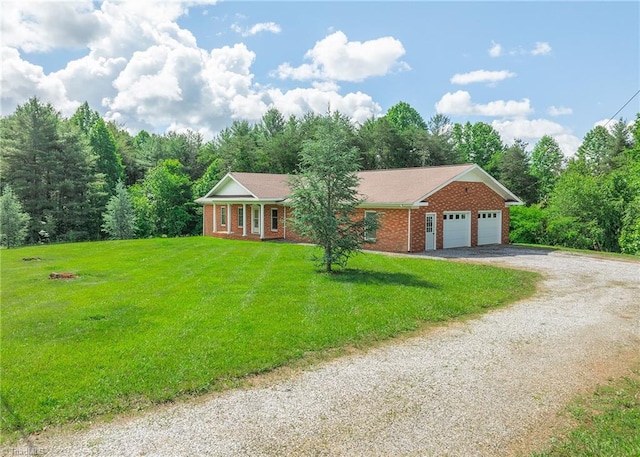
[1,1,639,156]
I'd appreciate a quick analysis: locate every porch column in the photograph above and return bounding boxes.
[283,206,287,239]
[213,203,217,233]
[242,203,247,237]
[260,203,265,239]
[227,204,231,234]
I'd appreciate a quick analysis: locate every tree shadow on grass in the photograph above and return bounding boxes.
[327,269,441,289]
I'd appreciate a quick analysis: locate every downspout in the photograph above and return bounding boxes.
[283,205,287,239]
[202,206,205,236]
[407,208,412,252]
[227,203,231,234]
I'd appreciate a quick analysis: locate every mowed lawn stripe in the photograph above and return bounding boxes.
[0,237,538,437]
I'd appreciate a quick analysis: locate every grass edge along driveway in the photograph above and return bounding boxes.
[1,237,538,440]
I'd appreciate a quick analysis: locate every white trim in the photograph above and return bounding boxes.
[242,204,247,236]
[270,208,279,232]
[283,206,287,239]
[226,204,231,234]
[213,203,217,232]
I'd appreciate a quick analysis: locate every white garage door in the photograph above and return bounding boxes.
[443,212,471,248]
[478,211,502,245]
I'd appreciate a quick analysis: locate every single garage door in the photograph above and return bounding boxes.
[477,211,501,245]
[443,212,471,248]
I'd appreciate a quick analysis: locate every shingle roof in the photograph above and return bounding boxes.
[356,164,475,204]
[197,164,521,205]
[230,172,291,199]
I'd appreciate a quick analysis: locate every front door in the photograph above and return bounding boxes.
[252,206,260,234]
[425,213,436,250]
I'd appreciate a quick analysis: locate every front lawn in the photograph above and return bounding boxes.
[1,237,537,438]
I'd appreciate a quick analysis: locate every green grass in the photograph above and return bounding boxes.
[531,368,640,457]
[1,237,537,439]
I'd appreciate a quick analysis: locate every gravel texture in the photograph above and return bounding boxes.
[10,246,640,457]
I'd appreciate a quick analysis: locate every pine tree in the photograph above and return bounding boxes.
[0,185,31,248]
[102,181,136,239]
[288,113,376,272]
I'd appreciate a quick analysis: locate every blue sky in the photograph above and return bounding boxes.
[2,1,638,155]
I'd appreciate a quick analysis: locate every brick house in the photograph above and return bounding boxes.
[195,164,522,252]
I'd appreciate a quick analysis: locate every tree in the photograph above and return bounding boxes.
[575,125,615,175]
[288,113,375,272]
[500,140,539,205]
[89,118,125,195]
[385,101,427,131]
[143,159,195,237]
[530,135,564,203]
[0,185,30,248]
[452,122,505,176]
[102,181,136,239]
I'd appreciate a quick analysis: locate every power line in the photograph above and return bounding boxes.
[603,89,640,127]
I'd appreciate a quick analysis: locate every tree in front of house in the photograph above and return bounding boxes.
[288,112,376,272]
[102,181,136,239]
[0,185,31,248]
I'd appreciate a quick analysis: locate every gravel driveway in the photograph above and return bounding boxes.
[13,246,640,457]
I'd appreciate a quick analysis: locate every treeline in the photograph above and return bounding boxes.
[1,97,638,254]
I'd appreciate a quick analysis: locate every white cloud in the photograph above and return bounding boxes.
[1,1,384,139]
[491,118,580,156]
[547,105,573,116]
[273,31,409,82]
[450,70,516,85]
[232,22,281,37]
[435,91,533,118]
[0,1,104,53]
[531,41,552,56]
[488,41,502,57]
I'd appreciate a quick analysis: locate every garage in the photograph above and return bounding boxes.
[477,211,501,245]
[443,212,471,248]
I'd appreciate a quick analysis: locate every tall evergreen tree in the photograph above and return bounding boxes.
[500,140,539,205]
[102,181,136,239]
[0,185,30,248]
[89,118,125,195]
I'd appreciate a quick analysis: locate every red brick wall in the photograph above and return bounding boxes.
[201,181,510,251]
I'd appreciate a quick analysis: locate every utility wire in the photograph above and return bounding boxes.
[603,89,640,127]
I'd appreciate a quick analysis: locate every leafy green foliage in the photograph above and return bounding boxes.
[452,121,505,175]
[288,113,372,272]
[0,185,30,248]
[142,159,196,237]
[531,135,564,203]
[509,205,546,244]
[102,181,136,239]
[385,101,427,131]
[0,237,538,436]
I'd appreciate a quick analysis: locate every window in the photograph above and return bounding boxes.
[364,211,377,241]
[238,207,244,228]
[271,208,278,231]
[220,206,227,226]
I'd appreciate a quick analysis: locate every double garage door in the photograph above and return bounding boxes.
[442,211,501,248]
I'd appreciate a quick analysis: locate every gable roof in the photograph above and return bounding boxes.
[196,164,522,206]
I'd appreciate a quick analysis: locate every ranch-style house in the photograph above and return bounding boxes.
[195,164,522,253]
